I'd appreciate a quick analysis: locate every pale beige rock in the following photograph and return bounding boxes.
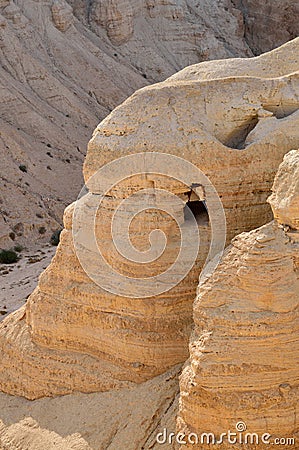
[0,244,55,321]
[91,0,134,45]
[0,197,209,398]
[0,40,298,401]
[51,0,74,32]
[169,37,299,83]
[0,364,180,450]
[85,39,299,243]
[177,150,299,448]
[76,0,251,70]
[268,150,299,231]
[0,0,145,248]
[1,1,297,246]
[0,1,10,9]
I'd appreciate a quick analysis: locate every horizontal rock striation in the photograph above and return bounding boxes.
[1,2,298,245]
[0,41,298,400]
[85,39,299,242]
[177,150,299,449]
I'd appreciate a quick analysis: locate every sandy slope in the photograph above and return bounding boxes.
[0,244,55,320]
[0,365,180,450]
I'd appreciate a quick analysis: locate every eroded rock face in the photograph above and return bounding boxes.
[73,0,250,66]
[0,179,210,399]
[177,150,299,448]
[91,0,134,45]
[0,41,298,400]
[0,364,180,450]
[268,150,299,231]
[0,1,9,10]
[85,39,299,242]
[0,0,249,247]
[232,0,299,55]
[0,0,298,246]
[51,0,74,32]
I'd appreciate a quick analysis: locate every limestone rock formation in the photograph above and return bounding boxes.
[268,150,299,231]
[85,38,299,243]
[0,0,298,246]
[177,150,299,448]
[0,1,9,8]
[90,0,134,45]
[169,36,299,82]
[0,0,144,247]
[51,0,74,32]
[0,40,298,400]
[232,0,299,55]
[0,178,210,398]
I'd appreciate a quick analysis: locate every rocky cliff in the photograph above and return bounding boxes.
[177,150,299,448]
[0,0,298,246]
[232,0,299,55]
[0,39,298,449]
[0,39,298,401]
[85,38,299,242]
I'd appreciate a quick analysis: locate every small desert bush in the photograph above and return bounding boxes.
[19,164,27,173]
[38,226,47,235]
[13,244,24,253]
[0,249,19,264]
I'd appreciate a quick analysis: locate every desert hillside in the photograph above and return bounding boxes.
[0,37,298,450]
[0,0,298,247]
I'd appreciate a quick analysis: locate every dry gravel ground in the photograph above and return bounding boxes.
[0,244,56,320]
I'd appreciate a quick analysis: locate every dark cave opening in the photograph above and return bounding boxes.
[184,200,208,223]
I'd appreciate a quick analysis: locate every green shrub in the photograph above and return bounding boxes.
[50,229,62,246]
[0,249,19,264]
[14,244,24,253]
[19,164,27,173]
[38,226,46,235]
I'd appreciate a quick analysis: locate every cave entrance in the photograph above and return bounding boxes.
[184,200,208,224]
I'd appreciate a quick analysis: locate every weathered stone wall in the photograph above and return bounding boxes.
[177,150,299,449]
